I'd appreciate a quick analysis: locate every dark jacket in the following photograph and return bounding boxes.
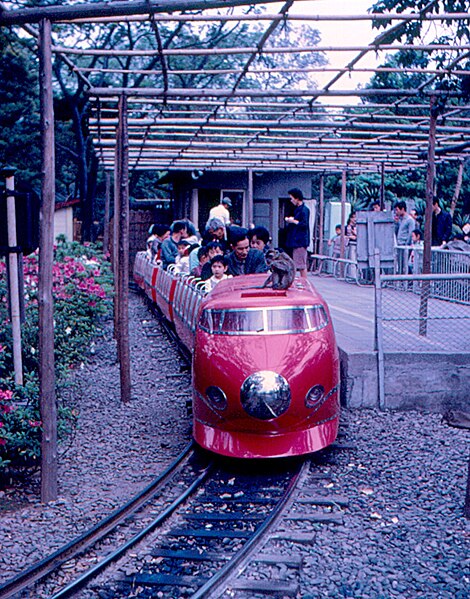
[285,203,310,249]
[432,210,453,246]
[160,236,178,270]
[226,248,268,276]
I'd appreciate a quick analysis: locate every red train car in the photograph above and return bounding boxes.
[133,254,340,459]
[192,274,340,458]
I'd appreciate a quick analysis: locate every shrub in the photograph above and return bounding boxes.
[0,239,113,481]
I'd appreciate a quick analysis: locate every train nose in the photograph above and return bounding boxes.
[240,371,291,420]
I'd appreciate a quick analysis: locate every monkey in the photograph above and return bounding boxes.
[262,249,296,290]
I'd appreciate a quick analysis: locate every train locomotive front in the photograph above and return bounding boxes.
[193,274,340,458]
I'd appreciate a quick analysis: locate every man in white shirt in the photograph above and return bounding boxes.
[208,197,232,227]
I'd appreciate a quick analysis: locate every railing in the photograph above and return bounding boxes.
[374,271,470,408]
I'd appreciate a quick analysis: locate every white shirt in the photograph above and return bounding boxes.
[208,204,231,226]
[204,273,231,292]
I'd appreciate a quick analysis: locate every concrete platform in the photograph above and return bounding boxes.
[308,274,470,412]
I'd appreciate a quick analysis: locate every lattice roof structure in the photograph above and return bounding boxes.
[1,0,470,176]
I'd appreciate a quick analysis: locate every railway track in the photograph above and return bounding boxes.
[0,447,321,598]
[0,443,211,599]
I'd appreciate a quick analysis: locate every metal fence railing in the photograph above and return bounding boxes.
[375,272,470,408]
[311,245,470,299]
[376,273,470,353]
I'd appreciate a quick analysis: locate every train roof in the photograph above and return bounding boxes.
[201,274,327,310]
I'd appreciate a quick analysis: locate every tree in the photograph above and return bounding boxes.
[0,28,41,189]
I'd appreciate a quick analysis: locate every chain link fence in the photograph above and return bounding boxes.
[377,273,470,353]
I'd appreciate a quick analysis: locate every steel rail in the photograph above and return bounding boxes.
[0,442,196,599]
[191,459,308,599]
[50,460,213,599]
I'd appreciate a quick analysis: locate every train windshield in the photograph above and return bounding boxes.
[199,305,328,335]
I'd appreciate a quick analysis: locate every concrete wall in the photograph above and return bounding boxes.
[339,348,470,412]
[383,352,470,412]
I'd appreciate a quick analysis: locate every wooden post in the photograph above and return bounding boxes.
[39,18,57,503]
[2,168,23,385]
[113,129,121,342]
[103,170,111,256]
[419,96,438,337]
[117,95,131,404]
[318,173,324,255]
[340,169,347,260]
[380,162,385,211]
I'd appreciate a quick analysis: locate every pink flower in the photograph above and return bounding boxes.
[0,389,13,401]
[0,438,6,446]
[28,420,42,427]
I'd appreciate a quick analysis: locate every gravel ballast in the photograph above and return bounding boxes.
[0,291,468,598]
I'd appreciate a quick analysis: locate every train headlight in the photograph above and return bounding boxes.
[305,384,325,409]
[240,371,291,420]
[206,386,227,410]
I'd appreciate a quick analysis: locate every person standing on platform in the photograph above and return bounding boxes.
[432,198,453,246]
[394,201,415,274]
[208,197,232,228]
[284,187,310,278]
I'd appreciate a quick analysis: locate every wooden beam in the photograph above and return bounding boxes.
[0,0,280,25]
[38,18,57,504]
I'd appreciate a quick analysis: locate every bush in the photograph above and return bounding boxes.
[0,239,113,480]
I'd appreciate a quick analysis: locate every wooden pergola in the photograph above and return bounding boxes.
[1,0,470,502]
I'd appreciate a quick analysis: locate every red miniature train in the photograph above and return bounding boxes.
[134,251,340,458]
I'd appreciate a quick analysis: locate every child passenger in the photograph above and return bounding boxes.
[204,255,232,292]
[174,239,191,274]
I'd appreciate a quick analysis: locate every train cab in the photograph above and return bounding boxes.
[192,274,340,458]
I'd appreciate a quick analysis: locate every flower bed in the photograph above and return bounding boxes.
[0,239,113,480]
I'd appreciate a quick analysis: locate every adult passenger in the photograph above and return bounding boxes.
[248,226,271,254]
[148,224,170,262]
[160,221,189,270]
[432,198,453,246]
[207,197,232,227]
[284,188,310,278]
[226,229,268,276]
[202,217,228,252]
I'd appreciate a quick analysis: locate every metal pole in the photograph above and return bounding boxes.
[374,251,385,410]
[247,168,254,228]
[39,17,57,503]
[2,168,23,386]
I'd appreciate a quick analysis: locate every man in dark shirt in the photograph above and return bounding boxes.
[284,187,310,278]
[432,198,453,246]
[226,230,268,276]
[160,221,189,270]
